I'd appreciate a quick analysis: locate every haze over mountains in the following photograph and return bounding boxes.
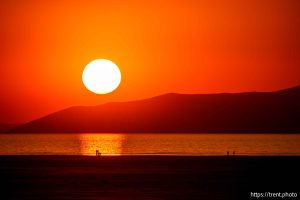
[9,85,300,133]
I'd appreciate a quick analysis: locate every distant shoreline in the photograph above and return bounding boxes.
[2,132,300,134]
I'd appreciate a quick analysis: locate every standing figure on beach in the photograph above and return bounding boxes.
[96,150,101,157]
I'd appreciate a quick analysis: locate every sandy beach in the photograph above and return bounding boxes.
[0,156,299,200]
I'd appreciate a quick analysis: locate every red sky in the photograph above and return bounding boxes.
[0,0,300,123]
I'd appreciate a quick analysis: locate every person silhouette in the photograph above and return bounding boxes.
[227,151,229,156]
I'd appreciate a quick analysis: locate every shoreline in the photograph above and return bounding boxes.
[1,155,299,200]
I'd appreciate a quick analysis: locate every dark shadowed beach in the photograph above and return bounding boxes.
[0,156,299,200]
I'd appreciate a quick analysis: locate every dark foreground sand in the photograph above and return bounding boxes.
[0,156,299,200]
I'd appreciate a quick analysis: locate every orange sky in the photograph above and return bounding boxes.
[1,0,300,123]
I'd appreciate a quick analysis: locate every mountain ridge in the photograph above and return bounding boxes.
[10,85,300,133]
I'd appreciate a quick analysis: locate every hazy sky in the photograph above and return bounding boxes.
[0,0,300,123]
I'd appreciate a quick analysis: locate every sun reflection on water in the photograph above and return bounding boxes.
[79,134,125,155]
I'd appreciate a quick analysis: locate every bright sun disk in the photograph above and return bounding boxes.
[82,59,121,94]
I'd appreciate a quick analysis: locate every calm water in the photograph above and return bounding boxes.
[0,133,300,156]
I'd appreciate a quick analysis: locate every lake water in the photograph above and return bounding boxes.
[0,133,300,156]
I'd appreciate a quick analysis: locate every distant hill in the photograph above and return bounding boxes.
[0,123,17,133]
[10,85,300,133]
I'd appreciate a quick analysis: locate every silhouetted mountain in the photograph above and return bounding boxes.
[0,123,17,133]
[10,85,300,133]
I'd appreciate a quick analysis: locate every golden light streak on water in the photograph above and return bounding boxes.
[79,134,125,156]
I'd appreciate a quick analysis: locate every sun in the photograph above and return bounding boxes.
[82,59,121,94]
